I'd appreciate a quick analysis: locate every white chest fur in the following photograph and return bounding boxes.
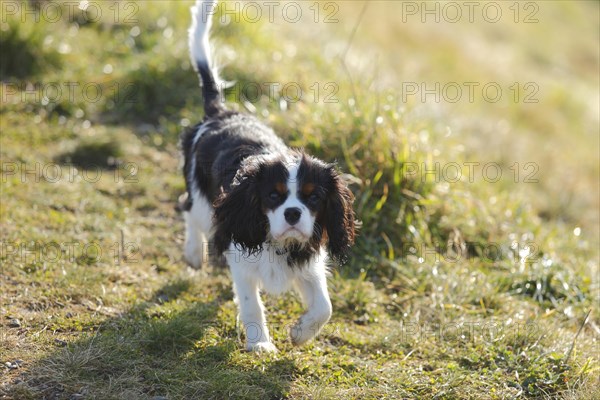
[225,244,328,296]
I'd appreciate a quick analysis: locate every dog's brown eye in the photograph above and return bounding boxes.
[269,191,280,201]
[308,193,319,203]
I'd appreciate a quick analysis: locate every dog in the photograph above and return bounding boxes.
[181,0,356,352]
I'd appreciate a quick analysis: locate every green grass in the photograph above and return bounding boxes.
[1,1,599,399]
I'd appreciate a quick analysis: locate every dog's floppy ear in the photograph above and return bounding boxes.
[324,166,356,263]
[213,158,268,255]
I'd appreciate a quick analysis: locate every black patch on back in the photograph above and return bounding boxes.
[181,112,288,206]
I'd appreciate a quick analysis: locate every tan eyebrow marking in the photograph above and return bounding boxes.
[301,183,315,196]
[275,182,287,194]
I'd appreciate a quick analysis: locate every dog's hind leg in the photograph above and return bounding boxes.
[184,191,213,269]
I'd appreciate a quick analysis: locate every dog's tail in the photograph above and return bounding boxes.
[189,0,223,117]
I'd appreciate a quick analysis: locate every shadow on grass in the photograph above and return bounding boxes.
[55,139,124,170]
[8,278,297,400]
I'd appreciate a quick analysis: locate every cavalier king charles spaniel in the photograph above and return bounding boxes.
[181,0,356,352]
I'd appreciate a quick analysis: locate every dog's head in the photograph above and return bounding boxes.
[213,152,356,263]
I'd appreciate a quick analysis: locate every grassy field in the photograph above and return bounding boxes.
[1,0,599,398]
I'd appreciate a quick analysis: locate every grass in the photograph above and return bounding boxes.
[1,1,599,399]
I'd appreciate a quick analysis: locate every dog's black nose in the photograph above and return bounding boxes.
[284,207,301,225]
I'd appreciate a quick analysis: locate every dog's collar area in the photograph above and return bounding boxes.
[267,241,289,256]
[266,240,308,257]
[266,241,314,269]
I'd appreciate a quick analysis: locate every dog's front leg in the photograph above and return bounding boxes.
[229,262,277,353]
[291,266,333,346]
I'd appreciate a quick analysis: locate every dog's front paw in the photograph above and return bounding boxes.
[290,321,315,346]
[247,341,278,353]
[290,310,332,346]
